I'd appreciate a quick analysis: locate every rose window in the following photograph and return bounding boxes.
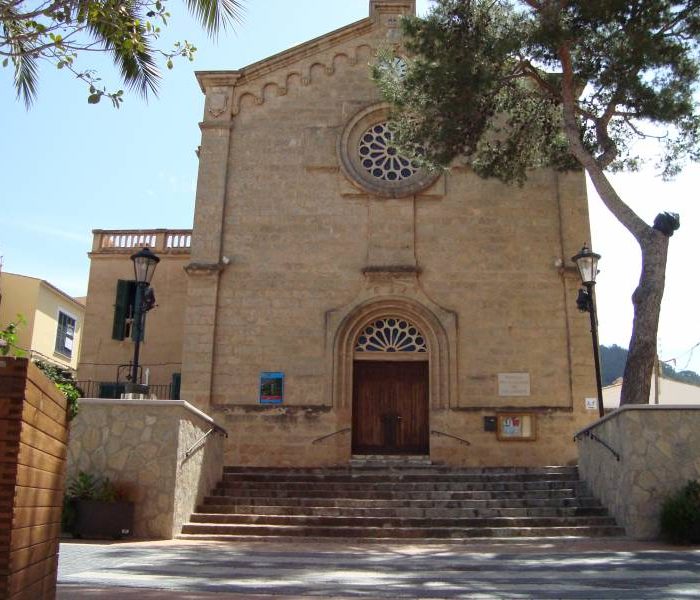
[355,317,427,353]
[358,123,420,182]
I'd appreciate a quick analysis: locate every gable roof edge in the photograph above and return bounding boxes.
[196,16,375,93]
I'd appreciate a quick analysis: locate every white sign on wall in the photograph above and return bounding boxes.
[498,373,531,397]
[585,397,598,411]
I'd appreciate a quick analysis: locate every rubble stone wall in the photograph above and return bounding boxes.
[67,399,225,539]
[577,406,700,540]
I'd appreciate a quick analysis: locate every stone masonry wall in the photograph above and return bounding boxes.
[577,406,700,540]
[172,416,225,537]
[67,399,225,539]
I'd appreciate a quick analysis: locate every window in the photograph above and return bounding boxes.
[112,280,137,341]
[355,317,427,353]
[358,122,420,182]
[55,311,76,358]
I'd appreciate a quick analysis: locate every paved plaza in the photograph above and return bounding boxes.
[57,538,700,599]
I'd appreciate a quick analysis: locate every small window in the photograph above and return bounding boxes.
[55,311,77,358]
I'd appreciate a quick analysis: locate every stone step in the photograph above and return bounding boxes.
[196,504,609,518]
[349,454,433,467]
[220,469,580,482]
[188,513,618,529]
[180,522,625,539]
[183,465,621,542]
[216,479,585,492]
[176,532,619,544]
[222,465,579,475]
[201,495,602,510]
[210,488,585,501]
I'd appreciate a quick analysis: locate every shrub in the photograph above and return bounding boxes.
[33,359,82,420]
[660,480,700,544]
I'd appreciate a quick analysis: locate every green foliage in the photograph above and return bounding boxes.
[374,0,700,182]
[0,314,26,357]
[66,471,124,502]
[600,344,632,386]
[1,0,245,107]
[600,344,700,387]
[33,359,82,420]
[660,480,700,544]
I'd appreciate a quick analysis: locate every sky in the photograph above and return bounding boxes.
[1,0,699,374]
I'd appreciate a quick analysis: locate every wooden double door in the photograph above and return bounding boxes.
[352,360,429,455]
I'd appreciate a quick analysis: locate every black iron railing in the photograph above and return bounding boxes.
[431,430,472,446]
[74,380,174,400]
[574,430,621,462]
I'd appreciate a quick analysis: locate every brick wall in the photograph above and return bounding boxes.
[0,358,69,600]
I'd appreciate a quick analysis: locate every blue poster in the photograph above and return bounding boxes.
[259,372,284,404]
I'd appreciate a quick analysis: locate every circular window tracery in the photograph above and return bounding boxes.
[358,123,420,182]
[355,317,427,353]
[338,103,440,199]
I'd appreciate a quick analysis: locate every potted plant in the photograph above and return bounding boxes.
[64,471,135,539]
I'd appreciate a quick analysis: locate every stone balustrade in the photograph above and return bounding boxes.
[91,228,192,255]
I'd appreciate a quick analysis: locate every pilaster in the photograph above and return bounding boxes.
[181,73,239,411]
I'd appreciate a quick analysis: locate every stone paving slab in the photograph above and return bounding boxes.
[57,538,700,599]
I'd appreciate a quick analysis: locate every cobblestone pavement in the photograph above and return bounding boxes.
[57,538,700,599]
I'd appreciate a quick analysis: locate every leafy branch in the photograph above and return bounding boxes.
[1,0,244,107]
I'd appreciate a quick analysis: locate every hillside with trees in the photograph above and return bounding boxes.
[601,344,700,387]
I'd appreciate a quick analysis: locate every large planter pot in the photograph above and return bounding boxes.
[73,499,135,539]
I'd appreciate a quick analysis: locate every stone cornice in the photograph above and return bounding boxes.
[195,71,242,93]
[362,265,421,274]
[575,404,700,439]
[78,398,227,432]
[184,262,227,276]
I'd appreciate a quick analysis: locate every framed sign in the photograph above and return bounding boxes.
[497,413,536,441]
[259,372,284,404]
[497,373,531,397]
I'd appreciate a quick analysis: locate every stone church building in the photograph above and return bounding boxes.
[78,0,598,469]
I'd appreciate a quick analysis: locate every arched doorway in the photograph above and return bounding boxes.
[352,316,429,455]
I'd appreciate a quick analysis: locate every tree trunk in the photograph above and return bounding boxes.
[557,45,672,407]
[620,231,670,405]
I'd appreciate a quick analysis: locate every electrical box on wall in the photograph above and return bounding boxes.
[483,416,497,432]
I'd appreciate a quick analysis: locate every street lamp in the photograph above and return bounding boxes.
[571,243,604,418]
[128,247,160,393]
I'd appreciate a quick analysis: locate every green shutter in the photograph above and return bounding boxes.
[112,280,135,340]
[171,373,181,400]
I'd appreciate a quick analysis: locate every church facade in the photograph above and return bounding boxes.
[78,0,599,468]
[178,0,598,467]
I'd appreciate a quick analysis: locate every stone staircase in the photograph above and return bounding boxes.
[179,462,624,541]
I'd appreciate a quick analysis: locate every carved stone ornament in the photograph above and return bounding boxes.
[207,92,229,118]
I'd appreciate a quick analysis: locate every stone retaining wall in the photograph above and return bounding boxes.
[576,406,700,540]
[67,399,225,539]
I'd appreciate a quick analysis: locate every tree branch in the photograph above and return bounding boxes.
[558,42,650,242]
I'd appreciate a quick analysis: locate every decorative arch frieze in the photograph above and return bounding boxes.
[232,44,374,116]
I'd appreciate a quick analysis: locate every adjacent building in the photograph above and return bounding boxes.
[604,375,700,410]
[75,229,191,398]
[0,272,85,371]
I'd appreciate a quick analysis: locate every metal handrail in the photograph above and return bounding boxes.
[311,428,351,445]
[431,430,471,446]
[574,430,620,462]
[184,423,228,459]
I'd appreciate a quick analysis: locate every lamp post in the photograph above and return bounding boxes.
[128,247,160,392]
[571,243,604,418]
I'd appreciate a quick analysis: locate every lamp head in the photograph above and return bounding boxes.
[571,243,601,285]
[130,247,160,285]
